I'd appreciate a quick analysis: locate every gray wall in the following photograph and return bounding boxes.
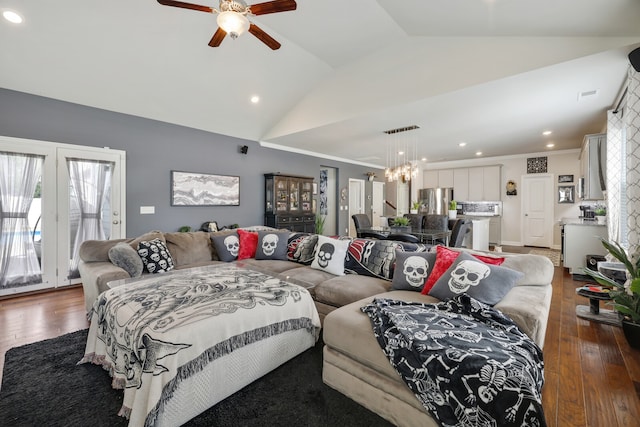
[0,88,383,237]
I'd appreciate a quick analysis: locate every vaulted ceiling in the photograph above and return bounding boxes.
[1,0,639,167]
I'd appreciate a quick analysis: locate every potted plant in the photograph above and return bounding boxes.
[391,216,411,233]
[594,204,607,225]
[315,214,326,235]
[410,201,421,214]
[448,200,457,220]
[584,239,640,348]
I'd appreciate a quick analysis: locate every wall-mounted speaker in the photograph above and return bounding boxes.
[240,145,248,155]
[630,47,640,72]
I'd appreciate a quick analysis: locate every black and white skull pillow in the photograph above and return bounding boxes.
[211,232,240,262]
[392,250,436,292]
[311,235,349,276]
[255,231,289,260]
[137,238,174,274]
[429,252,524,305]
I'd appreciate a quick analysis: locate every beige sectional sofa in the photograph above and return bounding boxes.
[78,228,554,427]
[77,229,395,322]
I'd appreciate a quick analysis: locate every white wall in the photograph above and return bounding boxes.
[424,149,583,248]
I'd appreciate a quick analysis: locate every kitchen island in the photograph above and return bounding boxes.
[560,218,607,277]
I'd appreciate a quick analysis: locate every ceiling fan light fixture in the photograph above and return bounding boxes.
[217,11,249,39]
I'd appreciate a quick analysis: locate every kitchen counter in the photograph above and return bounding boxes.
[561,218,607,275]
[560,217,606,226]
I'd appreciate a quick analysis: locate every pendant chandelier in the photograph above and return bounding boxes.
[384,125,420,183]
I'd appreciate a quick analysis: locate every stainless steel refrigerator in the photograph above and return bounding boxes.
[418,188,454,215]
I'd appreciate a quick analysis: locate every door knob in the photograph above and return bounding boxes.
[113,220,120,224]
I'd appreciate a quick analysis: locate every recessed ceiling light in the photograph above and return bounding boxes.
[3,10,23,24]
[398,151,404,155]
[475,151,482,156]
[250,95,260,104]
[458,142,467,147]
[542,130,552,136]
[546,143,555,148]
[421,157,427,162]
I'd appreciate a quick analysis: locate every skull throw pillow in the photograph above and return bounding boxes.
[211,231,239,262]
[429,252,523,306]
[310,235,349,276]
[391,250,436,292]
[255,231,289,260]
[137,238,174,274]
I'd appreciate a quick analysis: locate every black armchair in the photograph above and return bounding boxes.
[403,214,425,232]
[448,219,472,247]
[352,214,372,238]
[424,214,448,231]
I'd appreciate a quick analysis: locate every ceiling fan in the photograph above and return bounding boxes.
[157,0,297,50]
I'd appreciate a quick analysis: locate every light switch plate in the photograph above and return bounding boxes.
[140,206,155,215]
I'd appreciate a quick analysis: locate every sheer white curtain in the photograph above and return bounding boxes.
[0,152,43,287]
[606,109,627,246]
[67,158,112,278]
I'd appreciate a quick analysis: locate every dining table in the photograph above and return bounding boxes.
[359,227,451,246]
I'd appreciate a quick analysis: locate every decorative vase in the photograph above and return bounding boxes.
[391,226,411,233]
[448,210,457,220]
[596,215,606,225]
[410,209,418,214]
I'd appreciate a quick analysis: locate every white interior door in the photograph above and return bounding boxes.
[372,181,385,227]
[0,136,125,296]
[522,174,554,247]
[348,179,365,237]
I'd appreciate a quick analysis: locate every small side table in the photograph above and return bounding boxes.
[575,287,621,326]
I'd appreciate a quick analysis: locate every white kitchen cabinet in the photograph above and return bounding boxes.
[579,133,606,200]
[423,170,438,188]
[562,222,607,274]
[483,166,501,200]
[467,168,484,200]
[438,169,454,188]
[453,168,469,201]
[489,217,501,244]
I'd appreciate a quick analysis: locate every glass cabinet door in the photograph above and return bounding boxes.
[276,177,288,212]
[300,180,312,212]
[265,176,273,212]
[289,179,299,211]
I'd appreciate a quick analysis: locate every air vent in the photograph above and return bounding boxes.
[577,89,599,101]
[383,125,420,135]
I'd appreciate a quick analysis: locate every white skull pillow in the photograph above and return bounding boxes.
[392,250,436,292]
[429,252,524,306]
[310,235,350,276]
[211,232,240,262]
[255,231,289,260]
[137,238,174,274]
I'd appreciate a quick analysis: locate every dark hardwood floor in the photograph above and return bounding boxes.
[1,254,639,426]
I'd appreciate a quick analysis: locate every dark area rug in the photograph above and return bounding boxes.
[0,329,393,426]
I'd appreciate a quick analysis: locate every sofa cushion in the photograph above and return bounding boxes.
[255,230,289,260]
[391,251,436,292]
[237,229,259,260]
[137,238,175,274]
[314,274,392,308]
[238,259,300,275]
[209,229,242,260]
[429,252,523,306]
[108,242,143,278]
[211,232,239,262]
[422,245,505,294]
[79,238,129,263]
[287,233,318,265]
[164,231,213,268]
[311,236,349,276]
[128,230,166,252]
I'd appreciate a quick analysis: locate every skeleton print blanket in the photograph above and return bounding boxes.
[362,295,546,427]
[79,264,321,427]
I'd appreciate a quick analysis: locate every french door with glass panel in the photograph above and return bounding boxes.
[0,136,125,297]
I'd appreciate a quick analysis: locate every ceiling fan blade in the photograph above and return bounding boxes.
[208,28,227,47]
[157,0,213,13]
[248,23,281,50]
[249,0,296,16]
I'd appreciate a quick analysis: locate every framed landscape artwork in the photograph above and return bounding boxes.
[171,171,240,206]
